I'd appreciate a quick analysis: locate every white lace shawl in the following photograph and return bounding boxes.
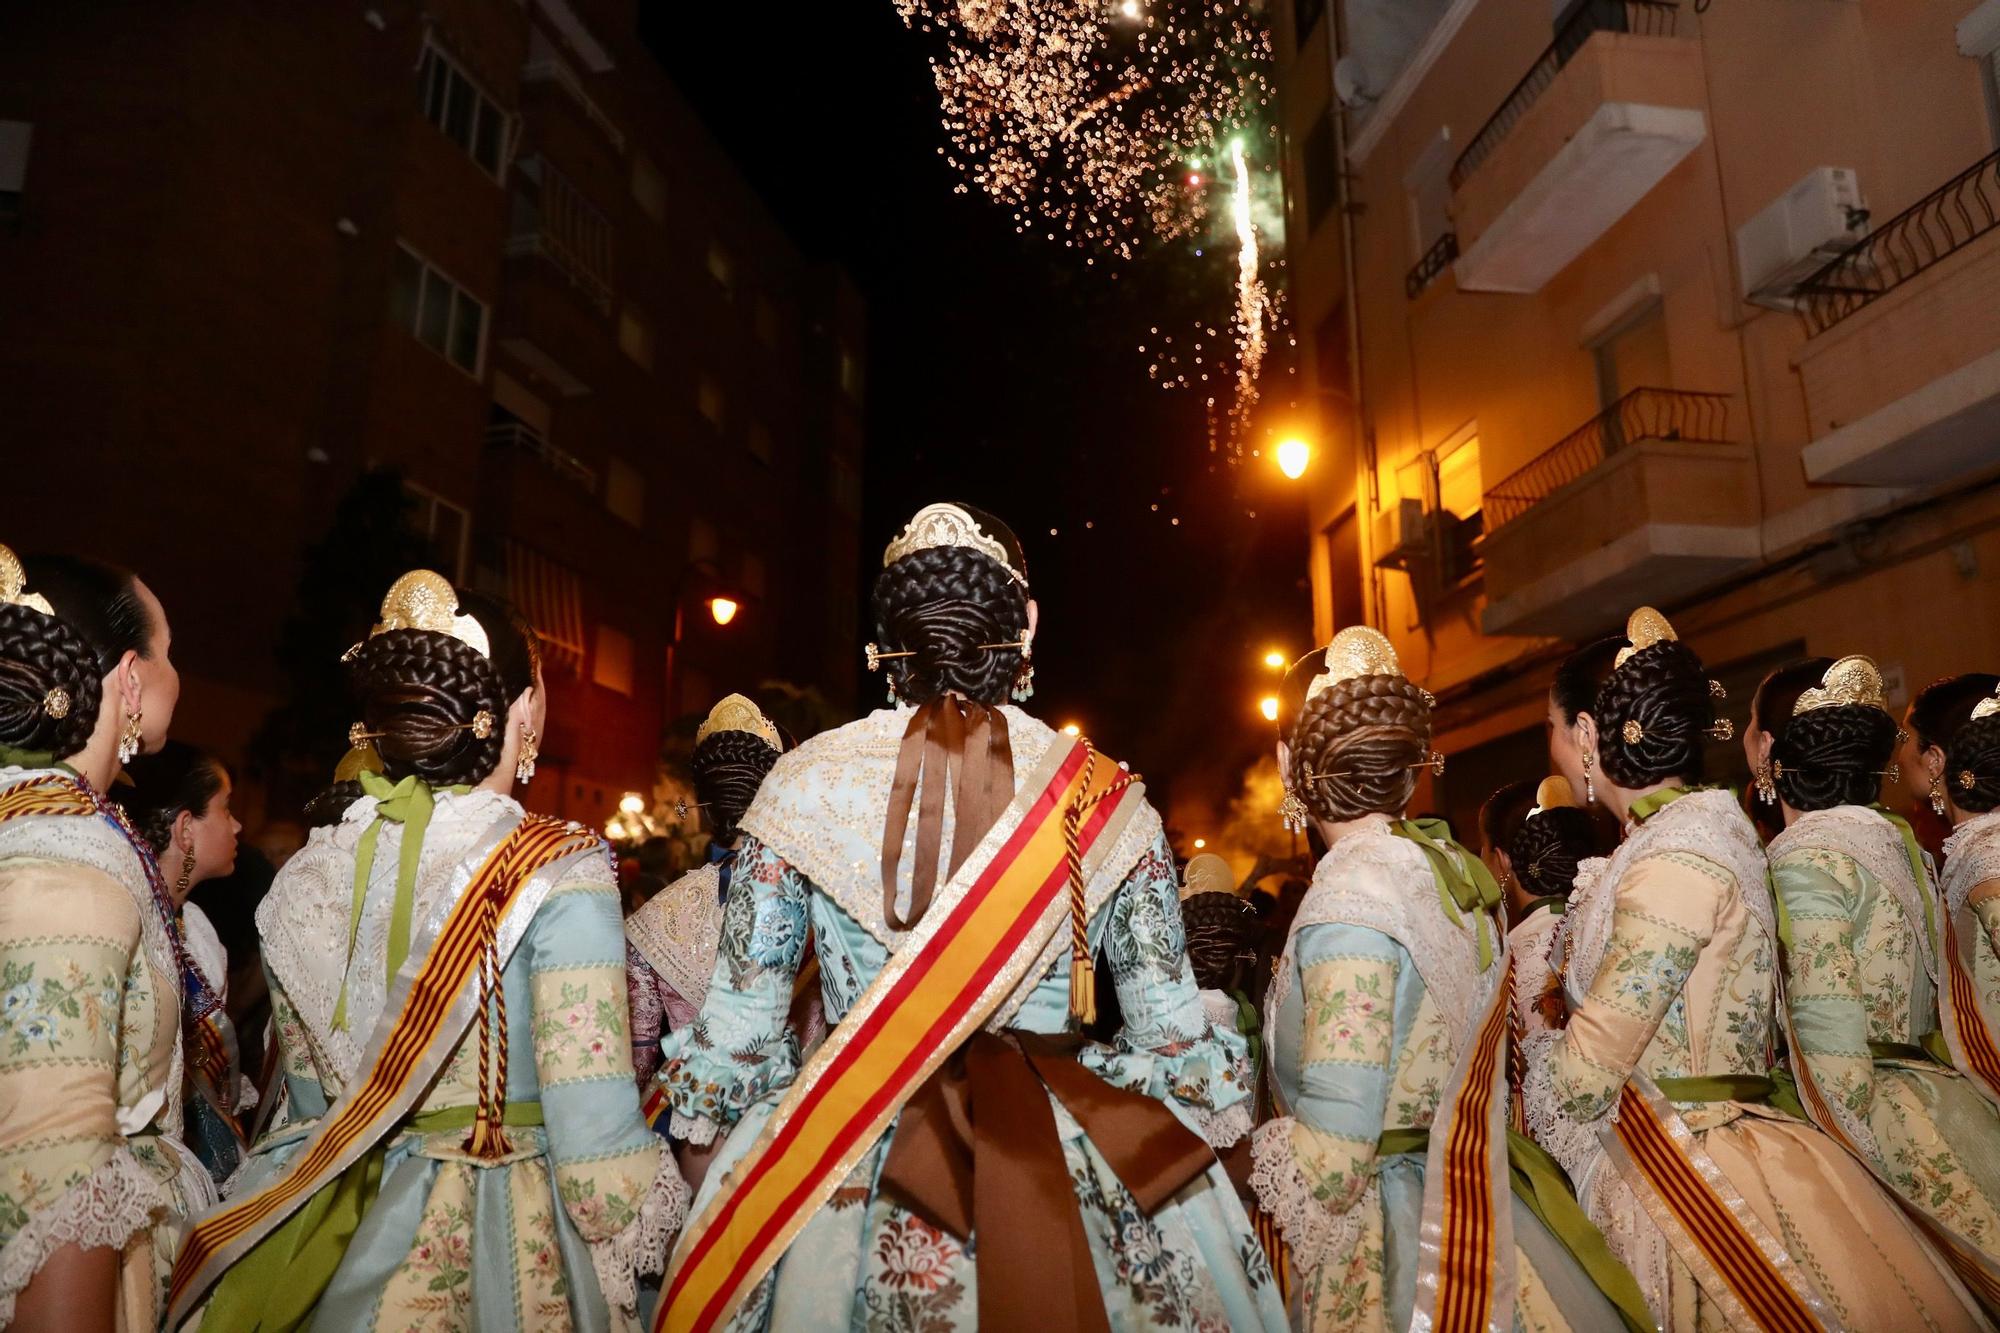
[1768,804,1937,984]
[1942,810,2000,917]
[625,862,723,1014]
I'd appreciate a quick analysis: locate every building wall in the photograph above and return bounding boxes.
[1277,0,2000,832]
[0,0,865,835]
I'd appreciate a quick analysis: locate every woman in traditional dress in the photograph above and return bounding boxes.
[118,742,251,1187]
[1251,629,1643,1333]
[1904,673,2000,861]
[1502,778,1600,1045]
[1525,608,1980,1329]
[170,570,685,1333]
[0,546,209,1333]
[1178,857,1263,1125]
[1936,680,2000,1105]
[626,695,786,1090]
[652,503,1283,1333]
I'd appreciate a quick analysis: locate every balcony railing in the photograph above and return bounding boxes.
[486,420,598,494]
[506,158,614,315]
[523,51,626,154]
[1406,232,1460,298]
[1482,386,1730,530]
[1795,147,2000,337]
[1449,0,1680,191]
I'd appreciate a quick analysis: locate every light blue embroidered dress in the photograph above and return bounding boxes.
[654,706,1286,1332]
[227,788,686,1332]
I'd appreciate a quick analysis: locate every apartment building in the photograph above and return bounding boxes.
[0,0,866,831]
[1278,0,2000,829]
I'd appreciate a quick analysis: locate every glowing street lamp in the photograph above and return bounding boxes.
[1061,722,1082,736]
[1275,437,1311,480]
[1192,837,1207,850]
[618,792,646,816]
[707,596,740,626]
[1259,695,1279,722]
[1262,649,1286,669]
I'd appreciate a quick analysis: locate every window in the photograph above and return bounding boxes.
[604,456,644,526]
[403,482,471,581]
[1301,112,1339,233]
[1592,297,1670,410]
[1435,427,1483,583]
[754,296,780,348]
[617,307,655,370]
[631,153,667,222]
[0,120,29,226]
[838,345,864,401]
[391,244,486,376]
[697,375,725,429]
[746,419,773,463]
[593,624,634,695]
[1313,308,1351,405]
[707,242,734,290]
[419,43,507,179]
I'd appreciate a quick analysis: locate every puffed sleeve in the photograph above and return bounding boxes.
[1772,848,1881,1162]
[1248,921,1400,1272]
[652,836,808,1145]
[0,862,174,1326]
[1078,834,1254,1147]
[528,872,689,1313]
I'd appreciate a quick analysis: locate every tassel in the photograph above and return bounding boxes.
[464,877,515,1160]
[1059,738,1139,1027]
[1070,955,1098,1027]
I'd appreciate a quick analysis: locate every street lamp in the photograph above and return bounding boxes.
[1262,649,1286,669]
[707,596,739,626]
[1259,695,1279,722]
[1061,722,1082,736]
[1192,837,1207,850]
[665,560,746,720]
[1276,437,1311,480]
[618,792,646,816]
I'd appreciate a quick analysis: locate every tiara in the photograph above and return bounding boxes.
[1613,606,1675,670]
[0,544,54,618]
[1794,655,1887,716]
[882,503,1026,585]
[353,570,491,660]
[1971,684,2000,724]
[1304,626,1405,704]
[696,693,784,751]
[1528,775,1573,817]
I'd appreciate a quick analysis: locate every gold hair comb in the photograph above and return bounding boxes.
[882,503,1027,584]
[0,545,54,618]
[362,570,490,660]
[346,708,493,750]
[1304,625,1404,704]
[1794,656,1887,716]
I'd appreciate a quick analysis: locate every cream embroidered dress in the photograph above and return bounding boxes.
[1525,788,1978,1329]
[1249,816,1621,1333]
[236,788,686,1331]
[0,763,214,1331]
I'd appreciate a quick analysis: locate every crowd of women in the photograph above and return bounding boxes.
[7,502,2000,1331]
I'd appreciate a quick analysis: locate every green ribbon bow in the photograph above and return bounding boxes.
[1626,785,1694,824]
[1393,818,1503,970]
[331,772,470,1031]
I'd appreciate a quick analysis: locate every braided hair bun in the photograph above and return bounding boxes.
[1911,673,2000,755]
[1278,649,1433,822]
[872,503,1030,707]
[1752,658,1897,811]
[0,555,156,758]
[1947,706,2000,814]
[692,728,782,844]
[1180,889,1258,993]
[1506,806,1603,899]
[1554,626,1713,789]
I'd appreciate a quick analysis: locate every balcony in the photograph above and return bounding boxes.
[1480,388,1759,637]
[506,156,613,316]
[1406,231,1459,299]
[485,420,596,494]
[523,31,625,154]
[1451,1,1705,294]
[1796,149,2000,490]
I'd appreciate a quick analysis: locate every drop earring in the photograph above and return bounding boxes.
[1280,786,1309,833]
[1930,771,1948,817]
[1011,656,1035,702]
[1754,761,1776,805]
[175,847,195,902]
[117,709,143,766]
[1581,750,1596,805]
[516,726,539,785]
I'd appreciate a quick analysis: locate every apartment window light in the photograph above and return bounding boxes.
[419,42,509,179]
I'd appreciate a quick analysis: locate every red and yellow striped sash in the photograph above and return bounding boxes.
[167,816,595,1318]
[657,740,1138,1333]
[1421,952,1513,1333]
[1610,1082,1824,1333]
[1941,907,2000,1106]
[0,772,97,822]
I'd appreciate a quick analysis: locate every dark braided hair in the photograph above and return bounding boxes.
[692,728,782,845]
[1479,780,1537,858]
[1278,650,1433,822]
[1947,709,2000,814]
[871,503,1030,707]
[1911,673,2000,755]
[1506,806,1603,899]
[0,556,156,758]
[1751,658,1897,811]
[1181,889,1258,993]
[1554,634,1712,788]
[345,590,538,788]
[118,740,227,857]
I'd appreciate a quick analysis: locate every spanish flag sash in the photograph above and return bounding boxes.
[1939,903,2000,1112]
[166,814,601,1322]
[656,736,1143,1333]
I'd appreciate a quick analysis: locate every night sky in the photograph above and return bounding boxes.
[646,7,1311,829]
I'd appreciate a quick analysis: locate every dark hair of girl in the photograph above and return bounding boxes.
[345,590,538,787]
[1751,658,1897,811]
[1278,650,1432,822]
[1554,634,1712,787]
[1911,673,2000,755]
[692,728,781,845]
[870,503,1030,707]
[1947,711,2000,814]
[1478,780,1537,856]
[1506,806,1603,899]
[1181,889,1259,994]
[0,555,156,758]
[118,740,227,857]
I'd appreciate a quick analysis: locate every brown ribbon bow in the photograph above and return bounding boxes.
[879,1031,1215,1333]
[881,694,1014,931]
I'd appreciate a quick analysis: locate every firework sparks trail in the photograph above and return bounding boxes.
[1228,138,1268,441]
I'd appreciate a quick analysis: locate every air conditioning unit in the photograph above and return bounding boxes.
[1736,167,1868,311]
[1371,498,1429,570]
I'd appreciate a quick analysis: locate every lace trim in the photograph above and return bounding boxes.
[1201,1098,1254,1150]
[1521,1028,1606,1189]
[1246,1118,1367,1274]
[0,1148,173,1327]
[669,1109,719,1146]
[625,864,724,1013]
[1771,805,1938,983]
[586,1148,691,1313]
[1943,811,2000,916]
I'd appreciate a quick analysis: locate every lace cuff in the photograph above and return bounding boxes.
[586,1148,692,1313]
[0,1148,173,1327]
[1247,1117,1369,1273]
[1521,1030,1606,1186]
[669,1108,719,1146]
[1201,1098,1255,1150]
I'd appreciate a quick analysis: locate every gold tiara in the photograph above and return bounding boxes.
[1794,655,1887,716]
[1613,606,1676,670]
[0,545,54,618]
[1971,684,2000,724]
[358,570,490,660]
[1304,625,1404,704]
[1530,775,1574,815]
[696,693,784,751]
[882,503,1026,585]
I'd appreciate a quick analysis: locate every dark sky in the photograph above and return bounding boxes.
[646,6,1312,823]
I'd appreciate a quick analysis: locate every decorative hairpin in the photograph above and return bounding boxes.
[674,796,709,820]
[1707,719,1736,741]
[1303,625,1404,704]
[1960,770,1981,791]
[1623,720,1645,744]
[1794,656,1888,716]
[1613,606,1677,670]
[0,545,54,618]
[1971,684,2000,723]
[346,707,492,750]
[1709,679,1727,699]
[40,687,70,719]
[363,570,490,660]
[696,694,784,751]
[882,503,1027,585]
[1303,749,1444,786]
[865,642,916,672]
[975,630,1032,655]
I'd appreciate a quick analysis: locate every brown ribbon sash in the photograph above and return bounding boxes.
[881,696,1015,931]
[879,1030,1214,1333]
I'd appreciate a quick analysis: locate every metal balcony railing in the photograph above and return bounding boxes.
[1795,147,2000,337]
[485,421,598,494]
[1449,0,1680,192]
[1406,232,1460,298]
[523,52,627,154]
[506,158,614,315]
[1482,386,1730,531]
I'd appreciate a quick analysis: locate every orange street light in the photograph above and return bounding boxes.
[708,596,740,626]
[1061,722,1082,736]
[1262,648,1286,669]
[1259,695,1279,722]
[1192,837,1207,850]
[1275,437,1311,480]
[618,792,646,816]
